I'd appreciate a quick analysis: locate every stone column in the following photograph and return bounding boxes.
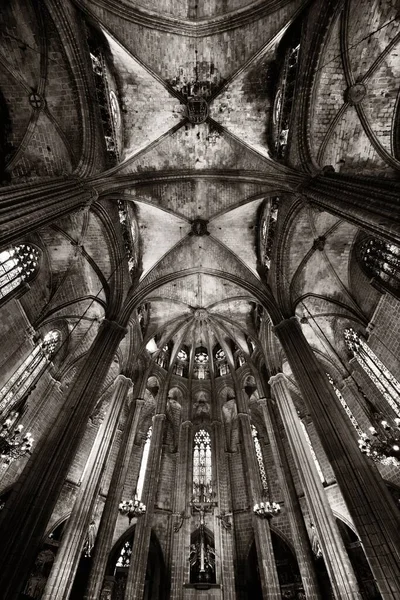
[303,171,400,245]
[269,374,360,599]
[0,178,96,248]
[212,418,236,600]
[233,381,281,600]
[0,318,127,600]
[42,374,130,600]
[84,377,147,600]
[273,316,400,599]
[257,395,321,599]
[169,419,192,600]
[124,410,167,600]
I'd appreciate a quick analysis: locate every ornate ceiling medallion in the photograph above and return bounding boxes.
[193,308,208,321]
[191,219,209,236]
[186,97,209,124]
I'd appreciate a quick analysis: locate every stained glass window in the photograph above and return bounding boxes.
[259,198,279,270]
[115,541,132,568]
[194,347,209,380]
[177,348,188,361]
[0,244,40,301]
[193,429,212,503]
[215,348,225,361]
[300,421,325,484]
[357,238,400,294]
[344,328,400,418]
[251,425,268,492]
[136,426,152,501]
[0,330,60,420]
[326,373,364,437]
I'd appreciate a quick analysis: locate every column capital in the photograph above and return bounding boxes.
[116,374,133,385]
[181,420,192,429]
[268,373,288,387]
[102,318,128,335]
[153,413,167,423]
[272,315,299,333]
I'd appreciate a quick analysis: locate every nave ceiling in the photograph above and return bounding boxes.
[0,0,398,380]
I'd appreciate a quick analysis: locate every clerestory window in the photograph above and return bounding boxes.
[193,429,212,503]
[357,237,400,296]
[0,244,40,303]
[251,425,269,492]
[344,328,400,418]
[136,426,152,501]
[0,330,60,420]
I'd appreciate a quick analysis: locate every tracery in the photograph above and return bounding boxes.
[0,245,40,302]
[0,330,60,420]
[344,328,400,418]
[193,429,213,503]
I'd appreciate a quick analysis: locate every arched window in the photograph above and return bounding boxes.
[115,540,132,569]
[251,425,268,492]
[194,347,210,380]
[156,344,170,369]
[214,347,228,377]
[259,198,279,271]
[0,244,40,303]
[326,373,364,438]
[136,426,152,501]
[357,237,400,296]
[344,328,400,418]
[300,420,325,484]
[193,429,212,503]
[0,330,60,420]
[174,347,189,377]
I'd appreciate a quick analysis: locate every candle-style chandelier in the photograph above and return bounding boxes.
[0,412,34,465]
[118,496,146,523]
[358,417,400,466]
[253,501,281,519]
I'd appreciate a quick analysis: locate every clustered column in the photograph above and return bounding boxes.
[269,373,360,599]
[84,372,147,600]
[273,316,400,599]
[0,318,127,600]
[42,373,130,600]
[123,380,169,600]
[255,391,322,599]
[233,379,281,600]
[169,419,192,600]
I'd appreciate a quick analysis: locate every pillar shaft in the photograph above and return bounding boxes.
[273,316,400,599]
[42,374,129,600]
[0,178,96,248]
[304,172,400,245]
[269,373,360,599]
[124,412,166,600]
[169,420,192,600]
[84,379,145,600]
[257,396,321,599]
[212,419,236,600]
[237,409,281,600]
[0,318,127,600]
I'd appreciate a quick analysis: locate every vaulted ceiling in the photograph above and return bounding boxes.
[2,0,398,374]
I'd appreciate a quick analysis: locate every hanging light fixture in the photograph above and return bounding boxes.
[0,412,34,464]
[118,495,146,524]
[253,501,281,519]
[358,417,400,466]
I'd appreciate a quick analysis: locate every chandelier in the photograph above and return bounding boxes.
[118,496,146,523]
[358,417,400,466]
[253,501,281,518]
[0,413,34,465]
